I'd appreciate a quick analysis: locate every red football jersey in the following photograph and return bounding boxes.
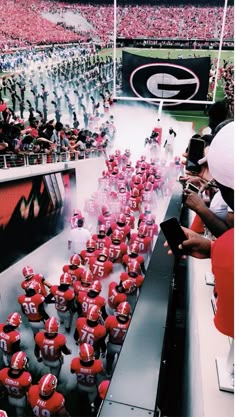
[91,234,111,251]
[107,282,127,309]
[105,315,131,345]
[144,223,158,240]
[0,324,20,354]
[62,265,85,281]
[75,318,106,346]
[89,258,113,279]
[50,286,75,312]
[122,254,145,271]
[21,274,47,297]
[0,368,32,398]
[109,223,131,242]
[18,293,45,321]
[108,242,127,263]
[123,213,135,229]
[98,213,116,232]
[28,385,65,416]
[35,332,67,361]
[117,191,130,207]
[79,250,99,266]
[106,159,117,172]
[73,281,91,296]
[130,182,144,192]
[70,358,103,386]
[127,196,141,212]
[77,292,106,317]
[141,190,155,204]
[120,272,144,289]
[130,234,152,254]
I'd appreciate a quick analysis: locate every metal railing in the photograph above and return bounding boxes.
[0,149,106,169]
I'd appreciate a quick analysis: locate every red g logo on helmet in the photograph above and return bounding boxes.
[80,343,94,362]
[138,224,148,237]
[90,280,102,293]
[112,229,122,243]
[131,187,139,197]
[86,239,96,251]
[116,301,131,317]
[70,254,81,266]
[10,351,28,370]
[129,242,139,255]
[81,270,93,285]
[7,312,22,327]
[122,279,136,294]
[60,272,72,285]
[87,305,100,322]
[117,214,126,225]
[22,266,34,278]
[98,247,109,261]
[39,374,57,397]
[45,317,59,334]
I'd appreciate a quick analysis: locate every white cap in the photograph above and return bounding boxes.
[207,121,234,190]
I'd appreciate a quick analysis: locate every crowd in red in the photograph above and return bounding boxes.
[0,1,234,50]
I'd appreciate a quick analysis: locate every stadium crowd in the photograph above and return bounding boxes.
[0,1,234,50]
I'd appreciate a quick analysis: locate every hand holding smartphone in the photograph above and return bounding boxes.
[186,138,205,174]
[160,217,187,256]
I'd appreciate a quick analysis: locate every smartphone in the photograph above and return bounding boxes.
[185,182,199,193]
[186,138,205,173]
[177,176,187,186]
[160,217,187,255]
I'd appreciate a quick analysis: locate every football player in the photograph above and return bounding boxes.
[130,224,152,257]
[97,205,116,233]
[105,301,131,376]
[62,254,85,282]
[107,230,128,264]
[106,281,127,316]
[45,273,76,333]
[34,317,71,378]
[28,373,70,417]
[79,238,100,266]
[130,174,144,193]
[18,284,49,336]
[138,204,154,227]
[122,242,146,274]
[121,205,135,229]
[0,313,22,366]
[107,214,131,243]
[0,351,32,417]
[141,181,156,205]
[92,224,112,251]
[77,280,107,320]
[74,306,106,359]
[21,265,52,297]
[73,270,94,297]
[127,187,142,213]
[89,248,113,280]
[70,343,104,414]
[117,183,130,210]
[121,149,131,166]
[142,214,159,241]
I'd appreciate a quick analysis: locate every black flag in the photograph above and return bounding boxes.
[122,51,211,109]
